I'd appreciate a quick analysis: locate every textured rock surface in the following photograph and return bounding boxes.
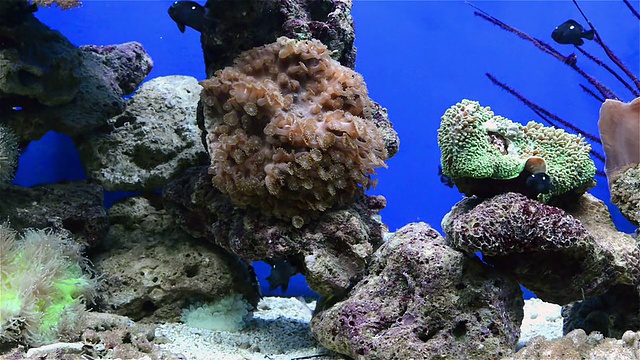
[0,181,108,247]
[563,284,640,340]
[78,76,208,191]
[310,222,524,359]
[442,192,640,304]
[505,329,640,359]
[91,196,261,323]
[610,164,640,225]
[200,0,356,76]
[0,4,152,142]
[163,166,386,296]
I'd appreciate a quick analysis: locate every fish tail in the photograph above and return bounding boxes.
[583,29,595,40]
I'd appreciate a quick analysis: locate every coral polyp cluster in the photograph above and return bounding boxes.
[438,99,596,201]
[200,36,388,223]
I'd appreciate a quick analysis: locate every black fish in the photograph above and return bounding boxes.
[168,1,218,33]
[438,164,454,188]
[552,19,594,46]
[525,172,553,195]
[266,259,299,293]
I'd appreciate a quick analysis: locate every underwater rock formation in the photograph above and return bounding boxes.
[310,222,523,359]
[438,99,596,202]
[92,196,260,323]
[0,0,152,142]
[0,124,19,184]
[562,284,640,340]
[0,31,152,142]
[442,192,640,305]
[163,166,386,296]
[504,328,640,359]
[198,0,356,76]
[611,165,640,225]
[0,181,108,247]
[200,37,391,224]
[78,75,208,191]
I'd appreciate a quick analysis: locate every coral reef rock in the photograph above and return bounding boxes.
[438,99,596,201]
[598,97,640,188]
[610,164,640,226]
[310,222,524,359]
[91,195,260,323]
[505,329,640,359]
[442,192,640,304]
[563,284,640,340]
[163,166,386,296]
[0,3,152,141]
[78,75,208,191]
[200,37,392,223]
[200,0,356,76]
[0,181,108,247]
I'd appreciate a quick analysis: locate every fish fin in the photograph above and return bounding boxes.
[583,29,595,40]
[574,38,585,46]
[177,22,186,33]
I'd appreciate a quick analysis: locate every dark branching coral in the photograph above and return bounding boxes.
[200,36,388,224]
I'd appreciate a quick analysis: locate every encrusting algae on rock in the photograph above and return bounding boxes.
[438,99,596,202]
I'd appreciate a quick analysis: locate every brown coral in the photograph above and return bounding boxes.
[199,37,388,224]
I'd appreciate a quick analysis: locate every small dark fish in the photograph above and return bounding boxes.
[525,172,553,195]
[266,259,299,293]
[438,164,455,188]
[552,19,594,46]
[168,1,219,33]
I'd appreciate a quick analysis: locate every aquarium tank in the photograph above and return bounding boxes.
[1,0,639,359]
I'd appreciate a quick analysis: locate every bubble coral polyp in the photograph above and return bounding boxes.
[199,37,388,223]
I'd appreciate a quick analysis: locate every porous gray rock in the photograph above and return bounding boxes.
[0,181,108,247]
[442,192,640,304]
[91,195,260,323]
[310,222,523,360]
[610,164,640,226]
[78,76,208,191]
[162,166,386,296]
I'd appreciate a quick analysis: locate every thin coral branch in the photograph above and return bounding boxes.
[579,84,605,103]
[572,0,640,93]
[470,6,621,100]
[623,0,640,20]
[574,46,640,97]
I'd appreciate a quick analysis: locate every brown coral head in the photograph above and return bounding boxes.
[524,156,546,174]
[598,97,640,188]
[199,37,388,222]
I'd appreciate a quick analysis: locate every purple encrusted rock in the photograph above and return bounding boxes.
[442,192,640,304]
[80,41,153,95]
[162,166,386,296]
[310,222,523,359]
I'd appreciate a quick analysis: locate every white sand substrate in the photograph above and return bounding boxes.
[155,297,563,360]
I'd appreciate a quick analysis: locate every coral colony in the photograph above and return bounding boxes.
[468,0,640,175]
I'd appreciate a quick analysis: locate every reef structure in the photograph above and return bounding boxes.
[438,99,596,202]
[200,36,390,225]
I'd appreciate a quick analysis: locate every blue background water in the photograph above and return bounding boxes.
[17,1,640,298]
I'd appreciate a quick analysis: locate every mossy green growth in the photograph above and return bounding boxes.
[0,225,96,346]
[438,99,596,199]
